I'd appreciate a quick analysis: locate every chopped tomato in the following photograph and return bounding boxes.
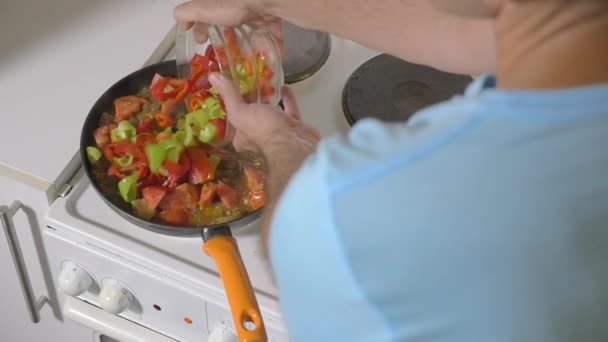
[107,162,128,179]
[190,54,211,71]
[135,133,156,148]
[159,183,200,210]
[199,183,218,208]
[216,183,241,209]
[151,78,176,101]
[210,119,226,140]
[114,96,147,122]
[93,124,117,149]
[186,148,211,184]
[103,141,138,160]
[159,208,190,225]
[142,186,167,209]
[137,117,155,133]
[163,154,191,189]
[243,166,265,192]
[139,173,166,188]
[205,45,217,62]
[132,198,156,221]
[245,191,265,210]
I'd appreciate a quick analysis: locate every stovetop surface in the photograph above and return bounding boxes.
[47,35,379,306]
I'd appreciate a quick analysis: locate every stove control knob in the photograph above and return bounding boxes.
[208,322,238,342]
[58,261,93,297]
[98,279,133,314]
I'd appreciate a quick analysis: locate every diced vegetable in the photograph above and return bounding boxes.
[86,147,102,165]
[142,186,167,209]
[210,119,226,140]
[184,109,210,146]
[115,96,147,122]
[245,191,265,210]
[113,154,134,168]
[216,183,241,209]
[209,154,221,179]
[162,154,191,189]
[159,208,190,225]
[159,183,200,210]
[243,166,265,192]
[111,121,137,143]
[200,183,218,208]
[137,117,155,133]
[93,124,117,149]
[131,198,156,221]
[145,137,185,174]
[187,148,211,184]
[118,173,139,203]
[199,122,217,143]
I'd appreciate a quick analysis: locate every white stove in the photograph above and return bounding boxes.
[44,32,379,342]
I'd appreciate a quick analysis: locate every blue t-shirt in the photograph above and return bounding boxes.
[270,76,608,341]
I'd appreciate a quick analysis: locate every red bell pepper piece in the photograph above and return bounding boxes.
[151,78,177,101]
[209,119,226,140]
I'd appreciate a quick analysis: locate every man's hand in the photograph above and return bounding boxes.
[209,72,320,253]
[174,0,284,55]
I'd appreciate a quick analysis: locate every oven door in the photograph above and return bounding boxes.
[63,297,177,342]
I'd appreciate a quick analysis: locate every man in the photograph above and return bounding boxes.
[176,0,608,340]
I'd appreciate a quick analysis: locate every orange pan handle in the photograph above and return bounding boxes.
[202,228,267,342]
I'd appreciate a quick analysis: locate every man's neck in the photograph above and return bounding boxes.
[495,1,608,90]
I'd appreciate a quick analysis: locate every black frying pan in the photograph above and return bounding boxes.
[80,60,267,341]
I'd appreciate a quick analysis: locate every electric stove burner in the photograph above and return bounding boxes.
[342,54,473,125]
[282,22,331,84]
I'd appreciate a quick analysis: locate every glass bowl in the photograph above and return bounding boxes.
[175,24,284,107]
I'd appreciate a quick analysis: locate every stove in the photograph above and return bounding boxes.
[45,31,473,342]
[45,33,380,342]
[342,54,473,125]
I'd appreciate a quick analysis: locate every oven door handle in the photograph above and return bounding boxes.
[0,200,49,323]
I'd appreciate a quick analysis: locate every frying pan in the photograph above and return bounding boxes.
[80,60,267,341]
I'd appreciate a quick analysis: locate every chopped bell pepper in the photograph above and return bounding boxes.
[199,122,217,143]
[204,97,225,119]
[86,146,102,165]
[118,173,139,203]
[151,78,177,101]
[144,137,185,174]
[210,119,226,140]
[184,109,210,147]
[113,154,134,168]
[111,121,137,143]
[155,113,173,129]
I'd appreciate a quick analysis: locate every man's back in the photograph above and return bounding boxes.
[270,77,608,341]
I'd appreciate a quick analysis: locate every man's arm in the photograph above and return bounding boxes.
[175,0,496,75]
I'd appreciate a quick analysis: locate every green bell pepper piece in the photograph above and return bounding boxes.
[198,122,217,143]
[204,97,225,119]
[209,87,220,96]
[145,143,165,173]
[118,173,138,203]
[184,109,211,146]
[111,121,137,143]
[113,154,134,168]
[209,154,221,173]
[86,146,102,165]
[145,137,185,173]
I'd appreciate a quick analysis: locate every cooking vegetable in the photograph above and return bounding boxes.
[86,146,102,165]
[199,122,217,143]
[89,46,273,225]
[111,121,137,143]
[142,186,167,209]
[145,137,185,174]
[113,154,134,168]
[118,173,139,203]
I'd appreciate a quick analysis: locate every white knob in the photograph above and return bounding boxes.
[208,322,238,342]
[58,261,93,297]
[98,279,133,314]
